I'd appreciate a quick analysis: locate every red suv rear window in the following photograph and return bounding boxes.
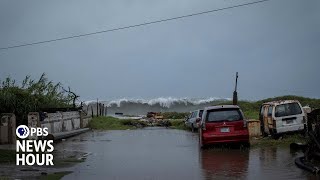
[206,109,243,122]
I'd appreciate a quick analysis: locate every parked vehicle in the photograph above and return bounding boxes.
[199,105,249,147]
[259,100,306,138]
[185,109,203,132]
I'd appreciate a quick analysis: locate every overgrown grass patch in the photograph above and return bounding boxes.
[169,119,189,130]
[251,134,306,148]
[89,116,147,130]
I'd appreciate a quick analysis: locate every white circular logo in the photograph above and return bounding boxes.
[16,125,30,139]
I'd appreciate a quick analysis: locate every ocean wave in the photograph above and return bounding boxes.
[84,97,231,108]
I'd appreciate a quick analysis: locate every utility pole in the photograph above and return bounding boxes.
[233,72,239,105]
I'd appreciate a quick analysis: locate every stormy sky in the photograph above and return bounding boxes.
[0,0,319,101]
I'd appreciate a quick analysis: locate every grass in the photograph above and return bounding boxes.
[89,116,147,130]
[250,134,306,148]
[89,116,134,130]
[0,149,16,163]
[89,116,190,131]
[40,171,72,180]
[169,119,189,130]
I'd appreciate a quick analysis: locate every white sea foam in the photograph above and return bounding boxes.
[84,97,231,108]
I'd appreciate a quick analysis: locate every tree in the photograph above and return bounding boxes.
[0,73,77,125]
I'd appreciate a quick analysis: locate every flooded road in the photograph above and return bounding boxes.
[56,127,315,180]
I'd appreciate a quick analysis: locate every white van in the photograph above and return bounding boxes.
[259,100,306,137]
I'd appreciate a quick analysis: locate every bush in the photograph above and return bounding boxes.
[0,73,74,124]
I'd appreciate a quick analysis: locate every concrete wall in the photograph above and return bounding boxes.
[80,112,92,128]
[28,111,91,137]
[0,113,16,144]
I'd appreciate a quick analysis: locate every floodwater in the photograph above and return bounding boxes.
[56,127,316,180]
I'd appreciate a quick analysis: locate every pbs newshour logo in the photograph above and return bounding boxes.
[15,125,54,166]
[16,125,30,139]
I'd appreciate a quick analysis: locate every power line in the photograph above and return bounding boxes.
[0,0,271,51]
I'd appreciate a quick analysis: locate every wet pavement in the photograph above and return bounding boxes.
[52,127,317,180]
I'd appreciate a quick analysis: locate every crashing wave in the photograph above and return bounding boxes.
[84,97,231,108]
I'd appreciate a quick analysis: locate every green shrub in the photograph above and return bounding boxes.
[169,119,188,130]
[0,73,74,124]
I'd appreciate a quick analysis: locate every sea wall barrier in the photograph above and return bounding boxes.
[28,111,91,140]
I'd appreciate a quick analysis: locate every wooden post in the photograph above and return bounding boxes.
[96,99,99,117]
[91,106,94,118]
[102,104,105,116]
[101,104,103,116]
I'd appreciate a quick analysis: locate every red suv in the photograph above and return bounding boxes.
[199,105,249,147]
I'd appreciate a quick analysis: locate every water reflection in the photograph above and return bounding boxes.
[247,147,312,180]
[60,129,317,180]
[200,149,249,179]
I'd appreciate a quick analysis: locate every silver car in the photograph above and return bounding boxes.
[185,109,203,132]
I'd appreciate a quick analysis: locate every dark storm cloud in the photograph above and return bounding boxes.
[0,0,319,101]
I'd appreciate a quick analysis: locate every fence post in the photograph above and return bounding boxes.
[102,104,105,116]
[96,99,99,117]
[91,106,94,118]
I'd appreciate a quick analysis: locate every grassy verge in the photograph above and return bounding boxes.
[250,134,306,148]
[169,119,189,130]
[40,171,72,180]
[0,149,16,163]
[89,116,147,130]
